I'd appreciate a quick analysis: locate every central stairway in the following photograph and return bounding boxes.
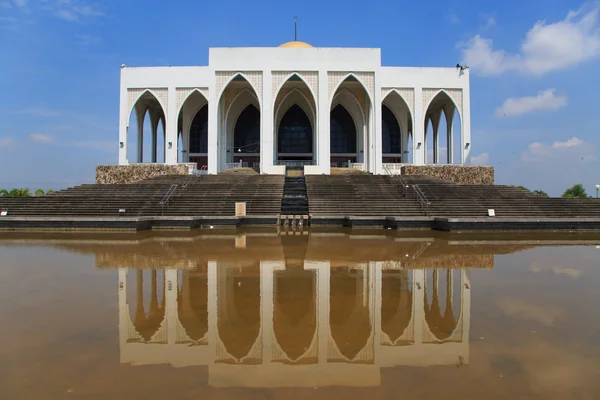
[280,168,309,228]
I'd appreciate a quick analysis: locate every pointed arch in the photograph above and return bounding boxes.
[128,89,167,123]
[423,89,462,122]
[273,72,318,109]
[176,88,209,117]
[424,90,462,165]
[218,72,262,108]
[329,73,374,108]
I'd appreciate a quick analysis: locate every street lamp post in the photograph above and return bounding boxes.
[596,184,600,198]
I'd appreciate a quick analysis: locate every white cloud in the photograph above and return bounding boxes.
[12,0,26,7]
[481,15,496,31]
[0,137,13,148]
[29,133,54,144]
[471,152,490,165]
[522,136,596,163]
[52,0,103,22]
[497,297,564,326]
[496,89,567,117]
[459,4,600,76]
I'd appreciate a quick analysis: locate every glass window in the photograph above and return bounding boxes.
[189,105,208,153]
[330,105,356,154]
[234,105,261,153]
[278,105,313,154]
[382,105,402,154]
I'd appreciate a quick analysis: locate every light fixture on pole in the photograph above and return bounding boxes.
[595,184,600,198]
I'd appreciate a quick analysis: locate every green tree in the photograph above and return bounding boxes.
[9,188,31,197]
[0,189,8,197]
[562,184,588,198]
[46,189,55,195]
[517,185,530,192]
[35,189,45,196]
[533,189,548,196]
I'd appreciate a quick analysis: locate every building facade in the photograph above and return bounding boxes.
[119,41,471,175]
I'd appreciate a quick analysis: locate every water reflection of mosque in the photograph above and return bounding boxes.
[117,234,477,387]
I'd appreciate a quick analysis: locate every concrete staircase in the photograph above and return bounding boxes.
[305,175,423,216]
[0,175,284,217]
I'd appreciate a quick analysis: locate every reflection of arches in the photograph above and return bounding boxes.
[177,271,208,342]
[329,268,372,361]
[217,267,261,362]
[132,270,166,342]
[424,269,460,341]
[423,90,462,164]
[273,268,317,363]
[381,270,413,344]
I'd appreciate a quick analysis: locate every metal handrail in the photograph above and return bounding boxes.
[383,165,409,197]
[159,184,178,214]
[412,184,431,216]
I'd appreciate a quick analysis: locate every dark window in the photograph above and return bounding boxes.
[234,105,261,153]
[382,105,402,154]
[278,105,313,154]
[189,105,208,153]
[330,105,356,154]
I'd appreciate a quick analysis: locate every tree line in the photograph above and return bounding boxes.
[518,183,592,198]
[0,189,55,197]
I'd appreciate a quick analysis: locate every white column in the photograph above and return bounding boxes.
[461,80,472,165]
[317,70,330,174]
[372,75,382,174]
[260,261,276,363]
[165,87,178,164]
[432,110,441,164]
[150,109,160,163]
[118,268,128,349]
[413,88,425,165]
[208,76,218,174]
[373,262,382,359]
[118,72,128,165]
[165,269,178,345]
[261,71,275,174]
[136,104,144,163]
[445,107,454,164]
[316,262,330,363]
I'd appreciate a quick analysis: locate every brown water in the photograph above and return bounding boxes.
[0,230,599,399]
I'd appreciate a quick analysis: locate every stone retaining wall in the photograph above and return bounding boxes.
[401,165,494,185]
[96,164,189,184]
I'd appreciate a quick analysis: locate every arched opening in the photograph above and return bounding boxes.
[177,90,208,169]
[127,91,166,164]
[424,269,462,341]
[273,268,317,363]
[277,105,313,162]
[330,77,370,168]
[381,269,413,345]
[234,105,261,167]
[424,91,462,165]
[382,91,413,165]
[330,105,357,167]
[273,76,317,165]
[329,267,372,361]
[217,264,261,362]
[219,77,261,171]
[126,269,166,342]
[177,269,208,343]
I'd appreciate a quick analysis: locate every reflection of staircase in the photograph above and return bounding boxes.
[280,168,309,228]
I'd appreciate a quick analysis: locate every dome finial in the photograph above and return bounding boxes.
[294,16,298,41]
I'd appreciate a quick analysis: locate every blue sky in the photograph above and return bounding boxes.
[1,0,599,196]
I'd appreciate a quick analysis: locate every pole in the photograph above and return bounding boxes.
[294,16,298,41]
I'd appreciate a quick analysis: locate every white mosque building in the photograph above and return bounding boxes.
[119,41,471,175]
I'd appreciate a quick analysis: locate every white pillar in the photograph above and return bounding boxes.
[317,70,330,174]
[261,71,275,174]
[316,262,330,363]
[165,87,178,164]
[373,76,382,174]
[136,104,145,163]
[432,110,441,164]
[461,80,471,165]
[207,261,218,360]
[118,268,128,349]
[413,88,425,165]
[118,72,128,165]
[208,78,218,174]
[150,109,160,163]
[445,107,454,164]
[260,261,276,363]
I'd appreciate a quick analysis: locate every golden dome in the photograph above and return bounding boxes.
[278,41,313,48]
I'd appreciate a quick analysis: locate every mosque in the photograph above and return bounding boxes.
[120,40,471,175]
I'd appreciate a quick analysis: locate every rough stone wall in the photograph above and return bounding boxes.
[96,164,189,184]
[402,165,494,185]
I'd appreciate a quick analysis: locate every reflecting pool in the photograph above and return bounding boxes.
[0,230,599,399]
